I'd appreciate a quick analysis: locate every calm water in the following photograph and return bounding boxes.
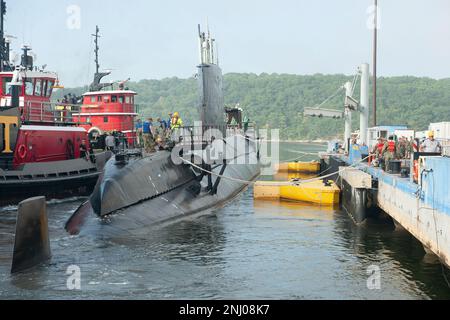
[1,142,450,300]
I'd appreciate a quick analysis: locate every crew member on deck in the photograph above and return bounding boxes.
[171,112,183,130]
[143,118,156,153]
[168,113,173,131]
[397,137,406,159]
[155,137,166,151]
[79,139,89,160]
[135,119,143,147]
[371,137,384,158]
[105,133,115,152]
[156,118,167,143]
[420,131,442,153]
[370,137,385,167]
[382,136,398,171]
[243,115,250,133]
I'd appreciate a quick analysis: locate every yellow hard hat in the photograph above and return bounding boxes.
[173,112,179,117]
[428,131,435,138]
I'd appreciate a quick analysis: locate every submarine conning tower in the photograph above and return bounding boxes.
[197,24,226,134]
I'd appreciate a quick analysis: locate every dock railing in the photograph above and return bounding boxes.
[439,139,450,157]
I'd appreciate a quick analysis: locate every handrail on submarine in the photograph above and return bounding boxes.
[173,124,257,145]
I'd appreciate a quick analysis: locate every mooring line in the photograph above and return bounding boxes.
[179,155,371,187]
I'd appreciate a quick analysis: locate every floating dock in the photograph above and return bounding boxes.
[322,145,450,268]
[275,161,321,173]
[254,180,340,205]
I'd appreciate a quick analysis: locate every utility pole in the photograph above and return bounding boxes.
[372,0,378,127]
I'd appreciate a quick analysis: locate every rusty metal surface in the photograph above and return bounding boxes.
[11,196,51,273]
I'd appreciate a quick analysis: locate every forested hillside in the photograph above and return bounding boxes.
[59,73,450,140]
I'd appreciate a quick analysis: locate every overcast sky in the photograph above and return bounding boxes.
[5,0,450,87]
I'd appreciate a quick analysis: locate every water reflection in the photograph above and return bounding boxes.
[145,213,227,266]
[9,266,53,291]
[254,199,336,221]
[0,211,15,267]
[333,212,450,299]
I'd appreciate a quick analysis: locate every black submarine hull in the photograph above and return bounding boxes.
[66,135,260,236]
[66,49,261,236]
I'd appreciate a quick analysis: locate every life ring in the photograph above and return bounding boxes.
[18,144,27,159]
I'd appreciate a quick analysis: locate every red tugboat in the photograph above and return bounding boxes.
[0,1,105,206]
[73,26,138,148]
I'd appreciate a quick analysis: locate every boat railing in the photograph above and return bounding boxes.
[21,101,87,125]
[21,100,142,126]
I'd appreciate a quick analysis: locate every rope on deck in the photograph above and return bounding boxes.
[179,155,371,187]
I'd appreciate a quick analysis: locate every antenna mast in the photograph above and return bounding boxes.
[92,25,100,75]
[198,23,217,65]
[88,25,111,92]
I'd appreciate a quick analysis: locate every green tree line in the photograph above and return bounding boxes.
[56,73,450,140]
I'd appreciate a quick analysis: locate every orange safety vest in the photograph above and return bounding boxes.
[388,141,396,153]
[377,143,384,154]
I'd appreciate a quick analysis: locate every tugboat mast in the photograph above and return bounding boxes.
[92,25,100,75]
[89,25,111,92]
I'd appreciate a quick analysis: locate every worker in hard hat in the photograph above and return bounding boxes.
[171,112,183,130]
[155,136,166,151]
[381,135,398,171]
[420,131,442,153]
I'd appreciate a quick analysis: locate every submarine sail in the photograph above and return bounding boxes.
[197,24,226,132]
